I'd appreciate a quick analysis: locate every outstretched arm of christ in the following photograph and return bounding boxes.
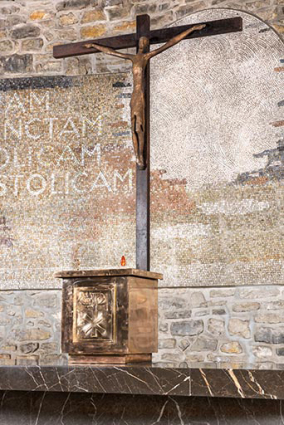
[84,43,133,60]
[146,24,206,59]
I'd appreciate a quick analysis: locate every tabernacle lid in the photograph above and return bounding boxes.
[55,268,163,280]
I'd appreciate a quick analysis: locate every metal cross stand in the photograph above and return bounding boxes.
[54,14,242,271]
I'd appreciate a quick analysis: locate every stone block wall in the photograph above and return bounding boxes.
[156,286,284,366]
[0,0,283,366]
[1,287,284,366]
[0,290,65,365]
[0,0,282,77]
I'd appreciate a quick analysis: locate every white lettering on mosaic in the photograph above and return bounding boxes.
[0,91,133,198]
[51,173,62,196]
[30,92,50,112]
[0,171,132,197]
[4,117,104,141]
[4,120,22,140]
[13,148,26,169]
[25,119,41,140]
[72,172,88,193]
[91,171,112,192]
[59,117,80,138]
[82,116,103,137]
[81,144,101,167]
[6,93,25,113]
[14,175,24,196]
[57,146,80,166]
[0,149,10,169]
[113,169,132,191]
[45,117,58,140]
[27,174,47,196]
[0,176,7,196]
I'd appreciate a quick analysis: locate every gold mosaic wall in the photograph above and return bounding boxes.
[0,10,283,290]
[0,73,136,289]
[150,9,284,287]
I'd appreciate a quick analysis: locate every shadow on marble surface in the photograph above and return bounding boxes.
[0,391,283,425]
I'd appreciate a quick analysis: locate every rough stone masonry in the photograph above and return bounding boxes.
[2,286,284,366]
[0,0,284,366]
[0,0,282,76]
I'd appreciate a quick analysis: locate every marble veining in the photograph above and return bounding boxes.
[0,366,191,397]
[192,367,284,400]
[1,364,284,400]
[1,390,284,425]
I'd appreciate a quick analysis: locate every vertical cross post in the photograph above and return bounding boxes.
[53,13,242,272]
[136,14,150,271]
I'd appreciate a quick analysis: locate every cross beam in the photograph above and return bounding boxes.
[53,14,242,271]
[53,17,242,59]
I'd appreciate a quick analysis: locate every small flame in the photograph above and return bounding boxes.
[121,255,126,267]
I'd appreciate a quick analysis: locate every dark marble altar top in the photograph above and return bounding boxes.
[1,363,284,400]
[55,268,163,280]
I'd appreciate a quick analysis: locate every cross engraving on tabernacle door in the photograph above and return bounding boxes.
[74,288,114,341]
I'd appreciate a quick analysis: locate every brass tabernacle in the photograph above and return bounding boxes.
[55,269,162,364]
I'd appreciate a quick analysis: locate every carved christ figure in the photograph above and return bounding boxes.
[85,24,205,169]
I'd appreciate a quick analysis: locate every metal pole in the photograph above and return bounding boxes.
[136,14,150,271]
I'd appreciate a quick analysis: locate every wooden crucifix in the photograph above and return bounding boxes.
[53,14,242,272]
